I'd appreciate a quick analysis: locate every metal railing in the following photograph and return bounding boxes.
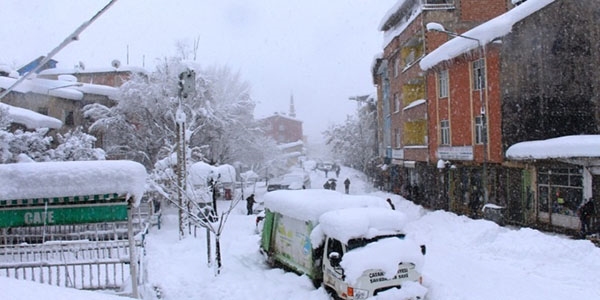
[0,239,140,290]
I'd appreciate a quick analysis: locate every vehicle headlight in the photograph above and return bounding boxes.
[352,288,369,300]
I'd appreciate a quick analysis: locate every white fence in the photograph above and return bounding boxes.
[0,239,141,290]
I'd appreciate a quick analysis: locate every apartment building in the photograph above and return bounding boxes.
[373,0,510,205]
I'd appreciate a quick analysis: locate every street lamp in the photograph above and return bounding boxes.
[427,22,489,204]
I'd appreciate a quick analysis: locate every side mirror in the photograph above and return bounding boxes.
[328,252,341,267]
[420,245,427,255]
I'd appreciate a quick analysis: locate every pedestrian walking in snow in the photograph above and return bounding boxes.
[344,178,350,194]
[246,194,256,215]
[335,165,340,178]
[323,181,331,190]
[386,198,395,210]
[328,179,337,191]
[578,198,595,238]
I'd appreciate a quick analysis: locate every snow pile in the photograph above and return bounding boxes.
[341,237,425,284]
[0,102,62,129]
[189,162,237,185]
[375,281,428,300]
[263,189,389,223]
[0,277,126,300]
[0,160,147,205]
[506,135,600,160]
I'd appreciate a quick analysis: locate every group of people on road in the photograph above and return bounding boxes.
[323,163,342,178]
[323,177,352,194]
[323,179,336,190]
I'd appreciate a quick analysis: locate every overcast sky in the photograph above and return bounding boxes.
[1,0,396,143]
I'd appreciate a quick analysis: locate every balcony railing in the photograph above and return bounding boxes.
[422,0,455,9]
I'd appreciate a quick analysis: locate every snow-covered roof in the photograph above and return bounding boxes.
[420,0,555,70]
[38,66,148,76]
[277,140,303,150]
[379,1,422,49]
[260,112,302,123]
[0,160,147,206]
[263,189,389,223]
[0,102,62,129]
[506,135,600,161]
[0,76,119,101]
[0,64,13,74]
[378,0,411,31]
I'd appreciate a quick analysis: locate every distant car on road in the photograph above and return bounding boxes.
[266,172,311,192]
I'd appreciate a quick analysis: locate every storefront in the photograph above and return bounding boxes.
[506,135,600,232]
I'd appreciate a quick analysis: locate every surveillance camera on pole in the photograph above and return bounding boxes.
[178,69,196,99]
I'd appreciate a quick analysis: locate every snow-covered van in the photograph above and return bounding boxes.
[260,190,426,300]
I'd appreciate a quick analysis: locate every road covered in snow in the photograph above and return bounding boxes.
[4,165,600,300]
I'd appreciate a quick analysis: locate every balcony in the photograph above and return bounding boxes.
[422,0,455,10]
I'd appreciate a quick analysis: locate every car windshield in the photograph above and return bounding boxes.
[346,233,406,251]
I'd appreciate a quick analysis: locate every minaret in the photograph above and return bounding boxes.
[289,93,296,118]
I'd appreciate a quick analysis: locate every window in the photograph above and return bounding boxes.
[404,120,427,146]
[394,58,400,78]
[438,70,449,98]
[393,93,400,113]
[474,115,486,144]
[537,167,583,214]
[65,111,74,126]
[327,238,344,257]
[395,128,401,148]
[37,107,48,115]
[472,59,486,90]
[440,120,450,145]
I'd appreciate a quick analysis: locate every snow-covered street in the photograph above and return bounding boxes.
[4,166,600,300]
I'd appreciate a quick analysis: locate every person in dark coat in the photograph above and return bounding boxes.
[386,198,395,210]
[323,181,331,190]
[246,194,256,215]
[344,178,351,194]
[329,179,337,191]
[578,198,595,237]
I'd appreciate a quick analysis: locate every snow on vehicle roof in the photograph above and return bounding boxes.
[0,160,147,206]
[316,207,408,244]
[263,189,389,223]
[341,237,426,286]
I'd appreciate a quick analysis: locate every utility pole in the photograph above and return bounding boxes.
[0,0,119,100]
[177,69,195,240]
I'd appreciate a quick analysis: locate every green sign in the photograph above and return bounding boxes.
[0,203,128,228]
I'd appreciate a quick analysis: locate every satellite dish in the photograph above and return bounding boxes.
[111,59,121,69]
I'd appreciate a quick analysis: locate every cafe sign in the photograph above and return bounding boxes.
[0,203,128,228]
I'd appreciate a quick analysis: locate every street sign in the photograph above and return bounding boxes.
[0,203,128,228]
